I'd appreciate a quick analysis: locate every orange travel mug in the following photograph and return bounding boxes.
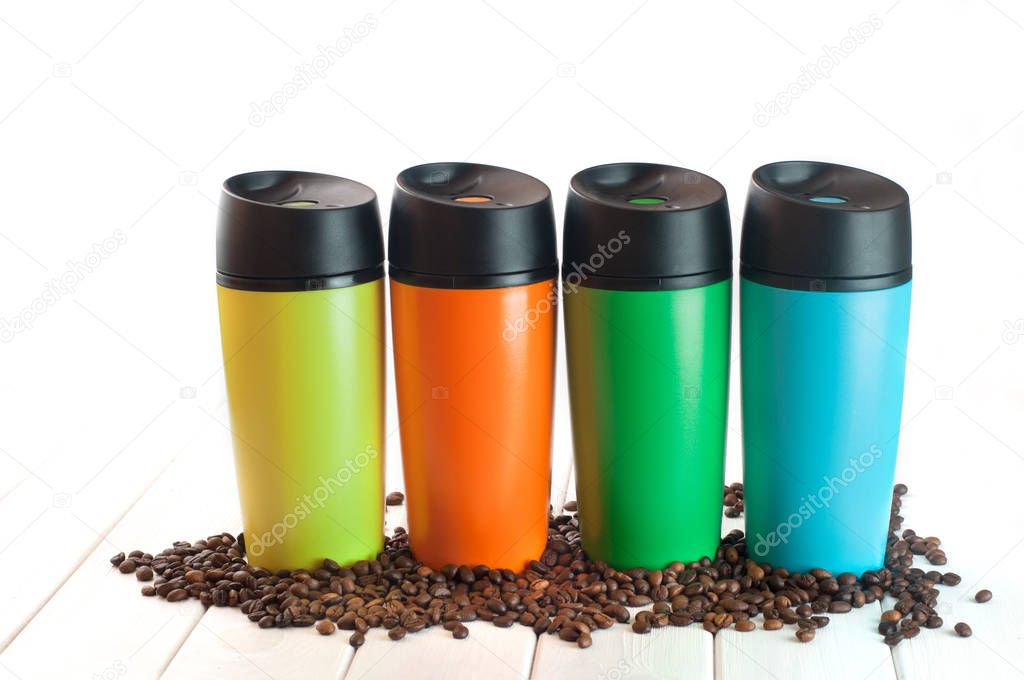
[389,162,558,571]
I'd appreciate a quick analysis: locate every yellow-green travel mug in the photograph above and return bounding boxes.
[216,170,385,572]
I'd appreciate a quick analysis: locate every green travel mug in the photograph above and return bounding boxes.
[217,171,386,572]
[563,163,733,570]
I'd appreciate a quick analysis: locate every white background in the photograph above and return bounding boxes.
[1,0,1023,678]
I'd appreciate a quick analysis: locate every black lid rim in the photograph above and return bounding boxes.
[217,170,385,283]
[217,264,384,292]
[563,162,733,281]
[740,160,911,285]
[389,263,557,290]
[388,162,558,284]
[562,266,732,291]
[741,264,912,292]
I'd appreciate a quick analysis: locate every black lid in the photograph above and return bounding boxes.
[563,163,732,291]
[740,161,912,292]
[216,170,384,291]
[388,162,558,289]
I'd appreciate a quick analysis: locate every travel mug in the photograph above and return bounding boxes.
[740,161,912,575]
[217,171,385,572]
[389,162,557,571]
[563,163,733,570]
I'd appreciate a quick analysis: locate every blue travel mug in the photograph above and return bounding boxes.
[740,161,912,575]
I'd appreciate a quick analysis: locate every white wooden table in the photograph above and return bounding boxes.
[3,0,1024,676]
[1,387,1021,680]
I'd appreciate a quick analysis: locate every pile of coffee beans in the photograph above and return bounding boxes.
[111,483,987,649]
[723,482,744,518]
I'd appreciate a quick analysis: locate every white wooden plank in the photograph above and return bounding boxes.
[532,624,713,680]
[345,621,536,680]
[162,605,353,680]
[714,602,894,680]
[0,401,201,652]
[886,484,1024,679]
[0,465,27,502]
[0,422,238,679]
[890,588,1024,680]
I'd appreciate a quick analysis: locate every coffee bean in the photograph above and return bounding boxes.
[894,483,908,496]
[118,559,137,574]
[135,565,154,581]
[110,552,126,567]
[884,633,904,646]
[763,619,783,631]
[141,586,156,597]
[385,492,405,506]
[881,610,902,623]
[349,632,365,648]
[563,500,578,512]
[975,589,992,603]
[735,620,755,632]
[577,633,592,648]
[632,617,652,634]
[316,620,335,635]
[796,628,815,643]
[452,624,469,639]
[954,622,972,637]
[166,589,188,602]
[388,626,406,641]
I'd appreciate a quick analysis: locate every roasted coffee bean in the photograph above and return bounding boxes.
[563,500,578,512]
[796,628,815,643]
[385,492,405,506]
[117,559,138,574]
[954,622,972,637]
[577,633,592,648]
[632,617,652,635]
[110,552,126,567]
[135,566,154,582]
[735,620,755,632]
[349,631,365,648]
[975,589,992,603]
[894,483,908,496]
[941,572,961,586]
[166,589,189,603]
[141,586,156,597]
[388,626,407,641]
[452,624,469,639]
[493,614,516,628]
[881,610,902,623]
[315,620,336,635]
